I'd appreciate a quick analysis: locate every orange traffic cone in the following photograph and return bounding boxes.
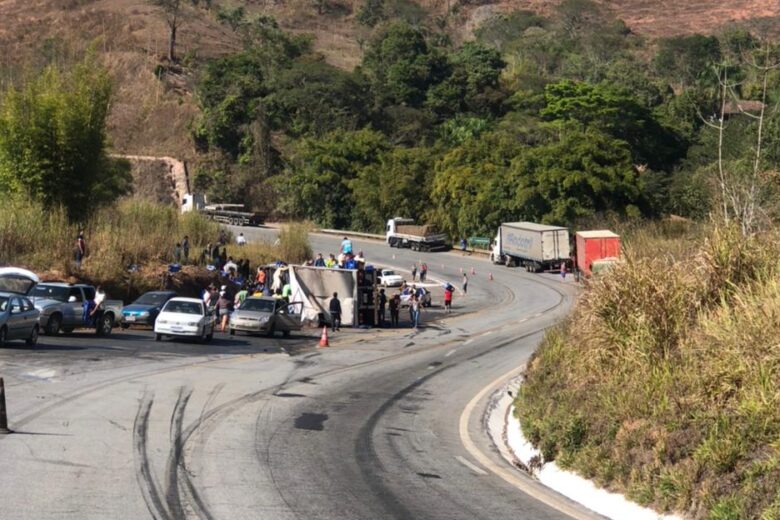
[319,326,329,347]
[488,272,494,281]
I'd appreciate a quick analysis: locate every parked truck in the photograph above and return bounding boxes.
[490,222,570,272]
[181,193,263,227]
[386,218,449,252]
[29,283,123,336]
[575,230,621,277]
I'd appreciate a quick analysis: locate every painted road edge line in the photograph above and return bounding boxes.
[458,365,600,520]
[455,455,488,476]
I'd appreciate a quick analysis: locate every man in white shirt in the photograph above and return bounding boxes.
[236,233,247,246]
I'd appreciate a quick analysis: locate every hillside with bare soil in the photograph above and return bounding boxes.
[1,0,777,159]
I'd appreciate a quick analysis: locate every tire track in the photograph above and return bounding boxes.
[133,391,170,520]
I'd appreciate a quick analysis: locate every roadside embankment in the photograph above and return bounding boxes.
[516,226,780,519]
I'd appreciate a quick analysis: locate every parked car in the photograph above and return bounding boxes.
[229,297,303,338]
[378,269,404,287]
[122,290,177,328]
[29,283,123,336]
[154,297,216,342]
[399,286,432,308]
[0,267,41,347]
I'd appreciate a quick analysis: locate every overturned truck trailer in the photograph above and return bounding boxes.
[289,266,359,327]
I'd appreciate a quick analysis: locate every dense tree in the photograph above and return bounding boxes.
[0,58,132,220]
[654,34,722,87]
[272,129,388,228]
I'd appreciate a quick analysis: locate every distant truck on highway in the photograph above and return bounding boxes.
[181,193,263,227]
[490,222,570,272]
[29,283,123,336]
[385,218,448,252]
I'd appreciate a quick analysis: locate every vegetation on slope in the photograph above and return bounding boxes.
[517,225,780,519]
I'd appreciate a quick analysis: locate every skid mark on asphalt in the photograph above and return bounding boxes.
[165,386,193,520]
[133,391,168,520]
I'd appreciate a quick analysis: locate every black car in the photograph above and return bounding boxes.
[121,290,177,328]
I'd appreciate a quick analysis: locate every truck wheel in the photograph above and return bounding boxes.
[388,237,397,248]
[45,314,62,336]
[155,333,162,342]
[97,314,113,336]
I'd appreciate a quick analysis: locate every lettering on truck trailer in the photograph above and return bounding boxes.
[505,231,534,253]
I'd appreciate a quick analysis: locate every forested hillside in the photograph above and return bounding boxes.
[2,0,780,235]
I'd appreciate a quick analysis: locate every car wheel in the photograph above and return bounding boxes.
[155,333,162,342]
[265,324,275,338]
[0,326,6,348]
[26,325,39,346]
[200,328,208,343]
[229,329,235,336]
[45,314,62,336]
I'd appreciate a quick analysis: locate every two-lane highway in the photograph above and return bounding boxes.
[0,227,592,519]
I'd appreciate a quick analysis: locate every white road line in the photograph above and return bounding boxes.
[463,339,474,345]
[445,349,456,357]
[533,313,543,318]
[479,331,494,337]
[455,455,488,476]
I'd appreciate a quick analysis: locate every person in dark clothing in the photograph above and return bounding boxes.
[182,235,190,263]
[378,288,387,326]
[329,292,342,332]
[389,293,400,327]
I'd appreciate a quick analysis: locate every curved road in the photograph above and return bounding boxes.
[0,229,593,520]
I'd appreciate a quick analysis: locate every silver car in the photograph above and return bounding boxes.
[0,267,41,347]
[229,297,303,338]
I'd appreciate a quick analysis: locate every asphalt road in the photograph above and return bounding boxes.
[0,227,593,520]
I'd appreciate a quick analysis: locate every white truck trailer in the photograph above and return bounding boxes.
[385,218,449,252]
[490,222,570,272]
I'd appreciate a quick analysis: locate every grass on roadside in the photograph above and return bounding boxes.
[516,224,780,519]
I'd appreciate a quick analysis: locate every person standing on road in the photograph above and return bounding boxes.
[410,294,421,329]
[444,284,454,313]
[560,261,567,280]
[460,237,467,255]
[216,291,232,332]
[329,292,341,332]
[378,288,387,326]
[420,262,428,282]
[462,273,468,295]
[411,264,417,282]
[341,236,353,255]
[182,235,190,263]
[389,293,399,327]
[74,231,86,270]
[235,284,249,308]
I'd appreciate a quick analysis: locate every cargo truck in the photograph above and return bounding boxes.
[386,218,449,252]
[490,222,570,272]
[575,230,621,277]
[181,194,263,227]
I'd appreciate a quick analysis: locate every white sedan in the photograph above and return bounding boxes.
[154,297,216,342]
[379,269,404,287]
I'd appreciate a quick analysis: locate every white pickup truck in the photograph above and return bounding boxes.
[29,283,123,336]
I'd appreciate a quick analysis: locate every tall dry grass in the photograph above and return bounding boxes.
[517,224,780,519]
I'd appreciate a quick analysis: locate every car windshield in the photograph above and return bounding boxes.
[134,292,173,305]
[383,271,397,276]
[29,285,69,302]
[239,299,275,312]
[163,301,203,315]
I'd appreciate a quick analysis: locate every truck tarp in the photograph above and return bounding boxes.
[289,266,358,327]
[396,224,442,237]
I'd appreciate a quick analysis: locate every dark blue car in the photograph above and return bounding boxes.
[121,290,177,328]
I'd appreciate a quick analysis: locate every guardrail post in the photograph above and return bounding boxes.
[0,377,11,434]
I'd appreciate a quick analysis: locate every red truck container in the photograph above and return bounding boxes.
[575,230,621,276]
